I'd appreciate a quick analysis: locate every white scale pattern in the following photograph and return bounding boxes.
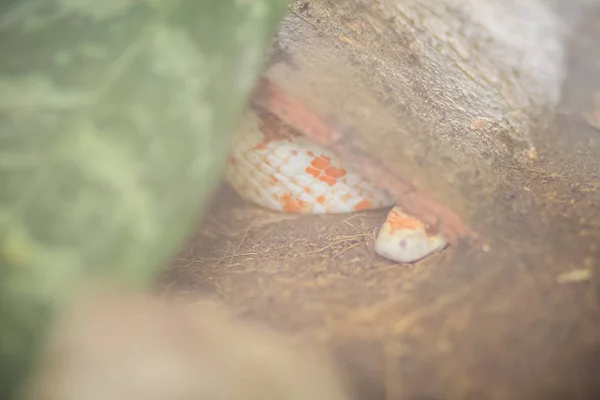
[226,110,395,214]
[225,109,448,263]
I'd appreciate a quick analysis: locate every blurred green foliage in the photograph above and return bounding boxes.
[0,0,289,397]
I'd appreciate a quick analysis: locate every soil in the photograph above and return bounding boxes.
[161,7,600,400]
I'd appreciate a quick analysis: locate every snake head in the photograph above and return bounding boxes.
[374,207,447,263]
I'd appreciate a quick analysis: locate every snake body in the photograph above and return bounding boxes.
[225,108,447,263]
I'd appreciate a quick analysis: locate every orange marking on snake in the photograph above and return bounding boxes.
[318,175,337,186]
[305,166,320,178]
[353,200,373,211]
[316,195,326,205]
[305,156,347,186]
[269,175,279,184]
[281,193,307,213]
[387,209,423,233]
[310,157,330,170]
[325,166,346,178]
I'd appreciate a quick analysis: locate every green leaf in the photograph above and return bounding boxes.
[0,0,289,397]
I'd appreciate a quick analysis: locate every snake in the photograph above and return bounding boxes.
[225,107,448,263]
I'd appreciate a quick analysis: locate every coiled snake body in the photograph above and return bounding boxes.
[226,108,447,263]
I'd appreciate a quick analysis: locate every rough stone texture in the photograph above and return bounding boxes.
[258,0,577,239]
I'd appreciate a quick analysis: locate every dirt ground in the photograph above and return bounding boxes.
[161,8,600,400]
